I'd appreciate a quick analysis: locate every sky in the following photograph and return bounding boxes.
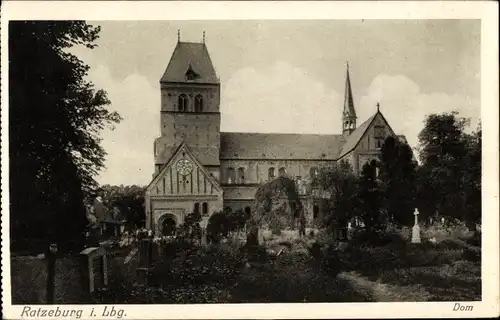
[70,20,481,186]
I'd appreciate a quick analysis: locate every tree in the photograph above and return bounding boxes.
[378,136,418,226]
[318,160,358,236]
[357,161,384,233]
[100,184,146,229]
[417,112,481,227]
[462,124,481,226]
[9,21,121,253]
[245,176,304,245]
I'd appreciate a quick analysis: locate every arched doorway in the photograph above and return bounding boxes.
[160,215,177,236]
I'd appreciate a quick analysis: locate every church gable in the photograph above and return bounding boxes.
[355,112,397,153]
[147,143,222,197]
[338,110,398,159]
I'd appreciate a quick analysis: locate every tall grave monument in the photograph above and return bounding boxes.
[411,208,421,244]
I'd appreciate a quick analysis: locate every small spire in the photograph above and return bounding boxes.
[346,61,349,70]
[177,29,180,42]
[376,102,380,111]
[343,62,356,118]
[203,31,206,44]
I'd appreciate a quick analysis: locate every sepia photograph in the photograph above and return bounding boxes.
[1,1,498,319]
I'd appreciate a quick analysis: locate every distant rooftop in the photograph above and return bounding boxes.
[220,132,346,160]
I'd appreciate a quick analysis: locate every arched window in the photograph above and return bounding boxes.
[194,203,200,214]
[310,167,319,179]
[227,167,235,184]
[244,206,251,216]
[178,94,188,112]
[237,167,245,184]
[202,202,208,216]
[194,94,204,112]
[310,167,319,186]
[268,167,276,180]
[279,167,287,177]
[313,205,319,219]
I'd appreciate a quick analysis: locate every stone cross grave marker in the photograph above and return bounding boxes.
[80,246,108,296]
[411,208,421,244]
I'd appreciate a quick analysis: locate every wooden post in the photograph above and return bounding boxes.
[46,244,58,304]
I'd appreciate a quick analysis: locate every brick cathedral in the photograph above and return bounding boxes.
[145,34,407,236]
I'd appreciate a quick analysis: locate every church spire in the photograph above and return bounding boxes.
[342,62,357,136]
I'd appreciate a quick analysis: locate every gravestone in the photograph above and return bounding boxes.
[411,208,421,244]
[201,228,208,247]
[79,246,108,296]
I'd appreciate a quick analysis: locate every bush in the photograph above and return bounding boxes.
[308,241,322,261]
[350,229,406,248]
[246,245,269,263]
[150,244,244,291]
[463,245,481,262]
[320,245,342,276]
[421,218,472,242]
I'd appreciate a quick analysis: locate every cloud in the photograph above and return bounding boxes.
[87,65,160,186]
[221,61,341,134]
[359,74,480,150]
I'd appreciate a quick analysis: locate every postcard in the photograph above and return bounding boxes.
[1,1,499,319]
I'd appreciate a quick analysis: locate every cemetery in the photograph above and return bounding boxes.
[11,196,481,304]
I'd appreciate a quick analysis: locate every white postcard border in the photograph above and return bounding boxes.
[1,1,499,319]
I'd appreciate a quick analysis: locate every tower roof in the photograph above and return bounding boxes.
[343,63,356,118]
[160,41,219,84]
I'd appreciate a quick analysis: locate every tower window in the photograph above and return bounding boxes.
[376,138,384,149]
[227,167,235,184]
[237,167,245,184]
[195,95,204,112]
[268,167,276,180]
[202,202,208,216]
[178,94,188,112]
[279,167,287,177]
[194,203,200,214]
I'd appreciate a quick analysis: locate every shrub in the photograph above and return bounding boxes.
[308,241,322,261]
[320,245,343,276]
[269,219,282,235]
[421,218,471,242]
[463,245,481,262]
[350,229,406,248]
[246,245,269,263]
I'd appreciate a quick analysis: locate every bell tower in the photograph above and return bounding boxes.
[153,31,221,180]
[342,62,357,137]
